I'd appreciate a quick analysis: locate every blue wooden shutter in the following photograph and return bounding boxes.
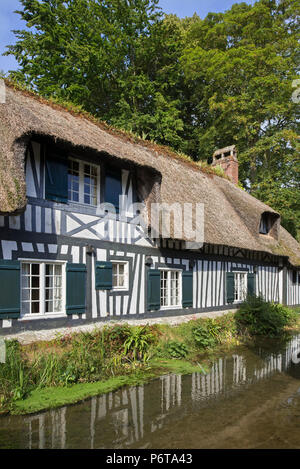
[182,270,193,308]
[0,260,20,318]
[147,269,161,311]
[226,272,235,304]
[95,261,113,290]
[247,272,256,296]
[45,150,68,203]
[105,167,122,212]
[66,263,86,315]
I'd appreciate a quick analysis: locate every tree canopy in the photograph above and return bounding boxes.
[4,0,300,239]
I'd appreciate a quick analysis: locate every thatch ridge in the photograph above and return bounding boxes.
[0,82,299,267]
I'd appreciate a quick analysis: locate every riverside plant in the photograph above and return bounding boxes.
[0,309,298,413]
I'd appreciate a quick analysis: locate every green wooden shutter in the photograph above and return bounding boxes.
[226,272,235,304]
[66,263,86,315]
[247,272,256,296]
[0,260,20,318]
[45,150,68,203]
[95,261,113,290]
[147,269,161,311]
[105,167,122,212]
[182,270,193,308]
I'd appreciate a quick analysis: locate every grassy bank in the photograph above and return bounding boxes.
[1,297,299,416]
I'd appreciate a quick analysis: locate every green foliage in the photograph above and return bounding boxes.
[123,326,157,361]
[164,340,189,359]
[192,319,224,349]
[235,295,298,337]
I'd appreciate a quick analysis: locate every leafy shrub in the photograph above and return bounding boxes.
[164,340,188,359]
[192,319,223,348]
[235,295,298,337]
[123,326,157,361]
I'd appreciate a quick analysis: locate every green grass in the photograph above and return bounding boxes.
[11,373,157,415]
[12,359,210,415]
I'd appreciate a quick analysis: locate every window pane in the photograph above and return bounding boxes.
[68,160,80,203]
[54,276,62,288]
[73,181,79,192]
[22,275,30,288]
[32,276,40,289]
[45,288,52,300]
[54,300,62,312]
[32,264,39,275]
[46,264,53,276]
[32,302,40,314]
[22,264,30,275]
[32,289,39,301]
[46,276,53,288]
[46,301,53,313]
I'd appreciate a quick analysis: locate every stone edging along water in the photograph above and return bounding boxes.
[4,309,236,345]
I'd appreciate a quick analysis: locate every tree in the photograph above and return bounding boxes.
[180,0,300,237]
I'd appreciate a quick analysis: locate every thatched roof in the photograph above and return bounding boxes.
[0,82,300,267]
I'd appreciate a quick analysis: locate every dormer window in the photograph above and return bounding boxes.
[259,213,271,234]
[259,212,280,238]
[68,158,99,206]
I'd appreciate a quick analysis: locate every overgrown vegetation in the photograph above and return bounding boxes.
[235,295,298,337]
[0,300,299,415]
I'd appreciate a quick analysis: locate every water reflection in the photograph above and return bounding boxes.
[2,334,300,449]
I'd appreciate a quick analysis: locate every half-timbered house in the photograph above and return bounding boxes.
[0,82,299,333]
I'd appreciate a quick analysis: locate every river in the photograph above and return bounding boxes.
[1,334,300,449]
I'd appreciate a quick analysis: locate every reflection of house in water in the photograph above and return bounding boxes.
[24,336,300,449]
[27,408,67,449]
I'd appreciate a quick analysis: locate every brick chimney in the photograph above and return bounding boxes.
[211,145,238,184]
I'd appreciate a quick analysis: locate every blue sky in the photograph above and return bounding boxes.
[0,0,256,73]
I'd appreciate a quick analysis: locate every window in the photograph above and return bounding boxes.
[234,272,247,302]
[292,270,297,284]
[21,261,65,316]
[112,262,129,290]
[68,158,99,205]
[259,212,279,236]
[105,167,122,212]
[259,215,270,235]
[160,270,181,308]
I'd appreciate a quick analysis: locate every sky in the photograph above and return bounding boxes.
[0,0,256,74]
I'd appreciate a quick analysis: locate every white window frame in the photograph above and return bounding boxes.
[19,259,66,319]
[159,268,182,309]
[234,271,248,303]
[68,157,100,207]
[111,261,129,291]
